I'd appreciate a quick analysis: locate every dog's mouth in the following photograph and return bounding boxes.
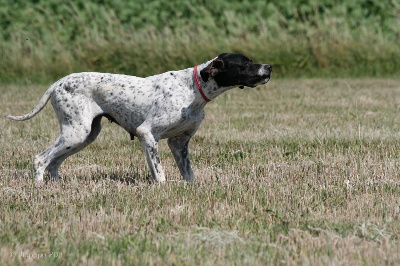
[239,76,271,89]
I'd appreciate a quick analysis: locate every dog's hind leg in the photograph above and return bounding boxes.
[33,115,102,182]
[45,116,103,180]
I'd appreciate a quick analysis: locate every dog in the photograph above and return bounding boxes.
[6,53,272,182]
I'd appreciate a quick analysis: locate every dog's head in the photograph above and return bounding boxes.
[200,53,272,89]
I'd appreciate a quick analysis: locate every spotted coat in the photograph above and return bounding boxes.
[6,53,272,182]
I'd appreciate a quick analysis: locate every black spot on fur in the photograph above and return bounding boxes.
[65,85,74,93]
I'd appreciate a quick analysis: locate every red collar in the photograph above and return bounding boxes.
[193,65,210,102]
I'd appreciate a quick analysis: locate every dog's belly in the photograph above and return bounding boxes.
[99,95,203,140]
[107,105,202,140]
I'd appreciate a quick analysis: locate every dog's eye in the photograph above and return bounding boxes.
[241,61,251,70]
[244,61,252,67]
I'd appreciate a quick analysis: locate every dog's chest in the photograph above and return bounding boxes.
[150,100,205,139]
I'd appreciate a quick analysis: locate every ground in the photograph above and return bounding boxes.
[1,79,399,265]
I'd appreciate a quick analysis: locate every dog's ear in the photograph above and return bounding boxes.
[200,59,225,82]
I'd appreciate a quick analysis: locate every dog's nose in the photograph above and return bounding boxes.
[266,64,272,71]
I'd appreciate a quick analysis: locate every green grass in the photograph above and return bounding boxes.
[1,79,400,265]
[1,1,399,83]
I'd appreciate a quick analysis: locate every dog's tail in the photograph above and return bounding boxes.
[5,84,56,121]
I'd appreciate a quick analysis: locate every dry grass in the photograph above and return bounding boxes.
[1,79,400,265]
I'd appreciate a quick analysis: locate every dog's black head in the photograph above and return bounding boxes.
[200,53,272,88]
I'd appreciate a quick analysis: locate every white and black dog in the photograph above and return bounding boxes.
[6,53,272,182]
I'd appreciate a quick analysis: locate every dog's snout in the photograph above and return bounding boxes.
[262,64,272,73]
[258,64,272,77]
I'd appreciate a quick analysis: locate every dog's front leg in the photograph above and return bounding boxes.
[168,135,194,181]
[137,128,166,183]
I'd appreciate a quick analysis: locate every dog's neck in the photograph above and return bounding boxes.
[193,65,210,102]
[193,60,236,102]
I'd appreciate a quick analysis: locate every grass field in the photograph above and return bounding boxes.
[1,1,400,83]
[1,79,400,265]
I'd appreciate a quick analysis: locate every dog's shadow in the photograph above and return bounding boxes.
[106,172,151,185]
[39,168,152,186]
[86,169,152,185]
